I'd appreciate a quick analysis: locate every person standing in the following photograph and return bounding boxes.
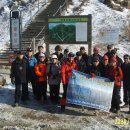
[10,51,27,106]
[105,44,114,59]
[100,55,109,77]
[88,47,102,65]
[60,52,78,111]
[105,57,123,113]
[87,56,102,77]
[46,55,61,103]
[61,52,78,98]
[34,53,47,103]
[34,46,47,62]
[121,54,130,107]
[24,48,37,97]
[53,45,64,62]
[75,51,86,73]
[79,46,89,66]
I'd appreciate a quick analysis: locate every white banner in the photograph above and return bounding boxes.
[97,28,119,44]
[11,19,20,48]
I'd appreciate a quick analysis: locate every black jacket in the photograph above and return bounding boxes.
[87,64,102,76]
[53,52,63,63]
[75,58,86,73]
[121,63,130,83]
[10,58,26,83]
[88,54,102,65]
[100,63,109,77]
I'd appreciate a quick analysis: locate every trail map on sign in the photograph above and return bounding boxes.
[48,17,88,42]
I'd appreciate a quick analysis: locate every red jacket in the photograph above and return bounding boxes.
[34,62,47,82]
[105,65,123,87]
[61,59,78,84]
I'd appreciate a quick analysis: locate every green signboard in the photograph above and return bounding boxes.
[48,15,92,43]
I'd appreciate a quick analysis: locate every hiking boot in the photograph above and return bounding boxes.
[115,109,120,114]
[121,103,129,108]
[110,108,115,113]
[127,110,130,114]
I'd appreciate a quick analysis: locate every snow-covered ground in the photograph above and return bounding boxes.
[0,75,129,129]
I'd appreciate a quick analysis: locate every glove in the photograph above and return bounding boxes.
[90,73,96,78]
[11,77,15,84]
[109,77,115,82]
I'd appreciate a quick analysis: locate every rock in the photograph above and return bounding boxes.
[0,75,6,86]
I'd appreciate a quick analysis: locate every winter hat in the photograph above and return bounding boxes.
[93,47,100,51]
[64,48,69,53]
[93,56,99,62]
[103,55,109,60]
[111,49,117,55]
[39,53,45,57]
[26,47,33,52]
[51,54,58,59]
[76,51,82,56]
[68,52,75,57]
[107,45,113,49]
[17,50,23,55]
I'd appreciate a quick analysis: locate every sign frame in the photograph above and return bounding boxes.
[47,15,92,55]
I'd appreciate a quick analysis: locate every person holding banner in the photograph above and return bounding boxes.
[87,56,102,77]
[105,57,123,113]
[100,55,109,77]
[60,52,78,111]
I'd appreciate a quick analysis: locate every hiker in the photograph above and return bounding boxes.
[53,45,63,62]
[75,51,86,73]
[105,57,123,113]
[10,51,27,106]
[88,47,102,65]
[121,54,130,107]
[34,46,47,62]
[63,48,69,60]
[87,56,102,77]
[46,54,61,103]
[105,44,114,59]
[100,55,109,77]
[110,49,123,67]
[79,46,89,66]
[34,53,47,103]
[61,52,78,98]
[24,48,37,97]
[60,52,78,111]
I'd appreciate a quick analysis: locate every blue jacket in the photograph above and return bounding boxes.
[24,55,37,80]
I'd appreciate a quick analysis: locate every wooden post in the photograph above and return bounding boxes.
[60,6,62,15]
[32,38,36,54]
[88,14,92,55]
[46,42,50,57]
[66,0,68,11]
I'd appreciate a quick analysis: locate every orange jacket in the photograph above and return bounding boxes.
[105,65,123,87]
[34,62,47,82]
[61,59,78,84]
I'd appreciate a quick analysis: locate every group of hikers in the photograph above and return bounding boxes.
[10,44,130,114]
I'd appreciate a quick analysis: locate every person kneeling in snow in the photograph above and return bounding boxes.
[34,53,47,103]
[46,54,61,103]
